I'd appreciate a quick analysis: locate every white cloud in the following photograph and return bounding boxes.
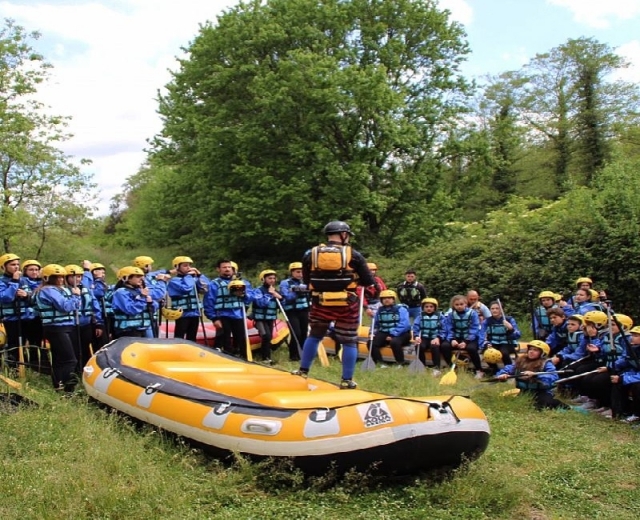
[614,40,640,82]
[547,0,640,29]
[1,1,236,214]
[438,0,473,25]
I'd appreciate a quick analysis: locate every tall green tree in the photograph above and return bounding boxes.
[142,0,470,261]
[0,19,94,253]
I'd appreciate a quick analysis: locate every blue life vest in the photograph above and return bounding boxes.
[34,287,75,325]
[377,305,403,334]
[534,305,553,333]
[170,286,199,313]
[418,312,441,340]
[451,309,474,339]
[212,279,244,311]
[565,330,583,355]
[253,286,279,321]
[484,317,516,346]
[282,278,310,312]
[113,287,152,331]
[0,275,33,320]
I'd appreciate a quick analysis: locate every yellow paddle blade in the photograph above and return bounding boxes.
[318,343,330,367]
[501,388,520,397]
[439,369,457,386]
[337,347,343,362]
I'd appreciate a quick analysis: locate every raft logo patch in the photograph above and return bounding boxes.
[358,402,393,428]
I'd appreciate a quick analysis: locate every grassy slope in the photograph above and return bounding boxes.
[1,352,639,520]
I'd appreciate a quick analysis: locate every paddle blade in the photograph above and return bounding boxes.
[501,388,520,397]
[408,359,426,374]
[337,347,343,362]
[246,340,253,362]
[439,368,458,386]
[317,343,330,367]
[361,356,376,372]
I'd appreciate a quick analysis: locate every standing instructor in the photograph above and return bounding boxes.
[293,221,378,389]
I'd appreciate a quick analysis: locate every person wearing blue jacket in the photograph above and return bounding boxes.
[21,259,45,370]
[204,259,252,357]
[480,301,521,369]
[579,313,632,419]
[441,294,483,378]
[370,290,411,366]
[252,269,282,364]
[65,264,103,368]
[278,262,310,361]
[570,310,608,408]
[496,340,563,410]
[612,325,640,423]
[0,253,38,369]
[412,297,445,375]
[112,266,158,339]
[32,264,82,393]
[533,291,557,340]
[545,308,569,356]
[550,314,586,367]
[562,288,601,318]
[167,256,208,342]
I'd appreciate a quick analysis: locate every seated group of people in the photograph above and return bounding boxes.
[368,277,640,422]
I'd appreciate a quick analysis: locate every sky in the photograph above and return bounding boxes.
[1,0,639,215]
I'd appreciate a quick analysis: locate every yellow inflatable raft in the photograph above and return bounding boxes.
[83,338,490,475]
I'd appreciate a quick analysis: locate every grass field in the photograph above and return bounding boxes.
[1,351,639,520]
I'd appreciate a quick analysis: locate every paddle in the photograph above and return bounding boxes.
[0,374,22,390]
[481,369,574,383]
[554,368,601,386]
[317,340,330,367]
[240,304,253,362]
[440,351,460,386]
[361,314,376,372]
[408,332,425,374]
[275,298,302,359]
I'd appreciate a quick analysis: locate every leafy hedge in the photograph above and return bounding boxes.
[382,155,640,319]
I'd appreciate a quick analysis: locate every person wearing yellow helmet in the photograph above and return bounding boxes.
[32,264,82,394]
[204,259,253,356]
[167,256,210,342]
[495,340,565,410]
[550,314,586,368]
[19,259,45,367]
[441,295,484,379]
[0,253,38,368]
[412,297,446,375]
[534,291,558,340]
[370,290,411,367]
[64,264,104,366]
[293,221,379,389]
[611,326,640,423]
[112,266,158,339]
[278,262,310,361]
[251,270,283,364]
[480,301,522,373]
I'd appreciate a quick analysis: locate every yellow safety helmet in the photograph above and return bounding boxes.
[568,314,584,324]
[538,290,556,300]
[575,277,593,286]
[21,259,41,270]
[527,340,550,357]
[589,289,600,303]
[172,256,193,268]
[629,326,640,335]
[379,290,397,300]
[161,307,184,320]
[367,262,378,271]
[259,269,277,281]
[614,314,633,331]
[483,347,503,364]
[42,264,67,281]
[0,253,20,269]
[583,310,608,329]
[64,264,83,276]
[134,256,154,269]
[554,293,562,302]
[119,266,144,281]
[421,297,439,308]
[229,279,246,293]
[289,262,303,271]
[90,262,105,272]
[230,261,239,272]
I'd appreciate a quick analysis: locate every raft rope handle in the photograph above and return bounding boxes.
[99,352,462,414]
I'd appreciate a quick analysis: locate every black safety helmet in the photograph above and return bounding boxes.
[323,220,354,236]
